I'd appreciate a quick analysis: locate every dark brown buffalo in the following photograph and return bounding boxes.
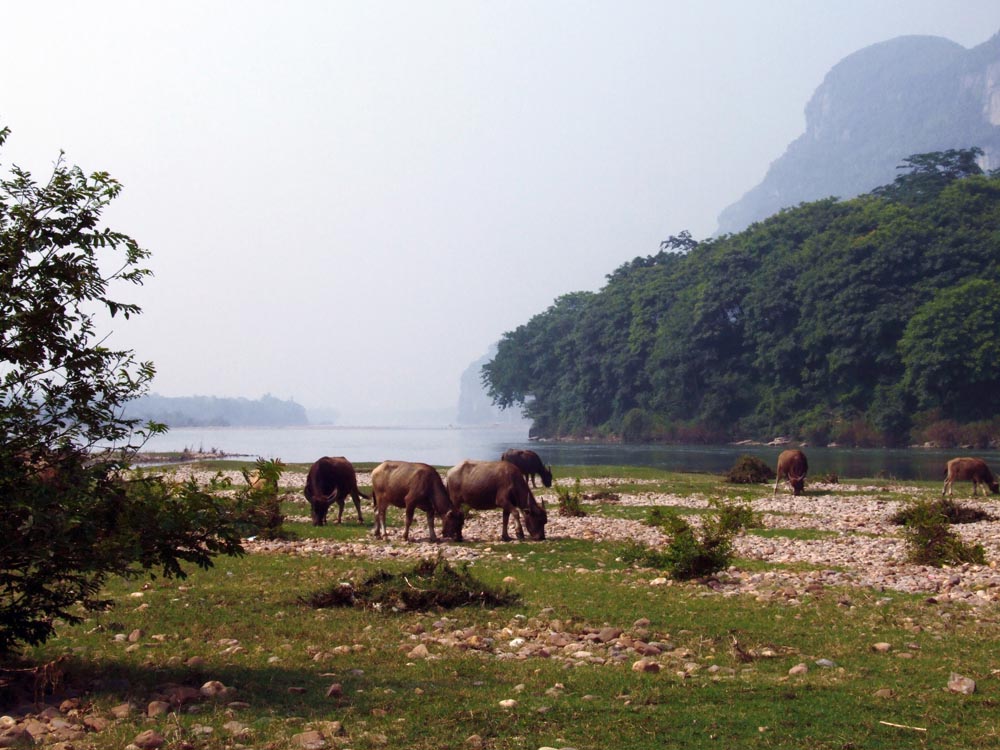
[942,457,1000,496]
[773,449,808,496]
[370,460,463,542]
[303,456,367,525]
[445,459,547,542]
[501,448,553,488]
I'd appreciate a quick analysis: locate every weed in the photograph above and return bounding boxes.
[237,459,296,540]
[555,479,587,517]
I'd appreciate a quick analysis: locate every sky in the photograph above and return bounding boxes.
[3,2,1000,424]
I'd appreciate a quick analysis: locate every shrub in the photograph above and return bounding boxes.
[643,505,749,580]
[710,497,764,532]
[658,513,733,580]
[725,455,775,484]
[238,458,294,539]
[890,497,993,526]
[897,499,986,566]
[555,479,587,517]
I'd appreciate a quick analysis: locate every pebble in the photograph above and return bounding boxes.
[947,673,976,695]
[132,729,166,749]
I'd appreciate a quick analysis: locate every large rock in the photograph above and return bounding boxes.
[717,33,1000,235]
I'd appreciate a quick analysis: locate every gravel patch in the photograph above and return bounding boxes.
[155,466,1000,604]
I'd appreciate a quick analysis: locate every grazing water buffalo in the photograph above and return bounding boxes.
[446,459,547,542]
[303,456,367,525]
[370,460,463,542]
[501,448,553,488]
[942,457,1000,496]
[774,449,808,496]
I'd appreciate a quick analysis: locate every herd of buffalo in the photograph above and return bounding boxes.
[296,447,1000,544]
[302,449,553,542]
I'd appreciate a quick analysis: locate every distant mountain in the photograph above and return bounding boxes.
[125,393,308,427]
[717,32,1000,235]
[457,347,529,426]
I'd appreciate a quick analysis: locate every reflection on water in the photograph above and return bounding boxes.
[139,425,995,481]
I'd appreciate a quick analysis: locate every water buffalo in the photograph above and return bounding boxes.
[303,456,367,525]
[501,448,553,488]
[942,457,1000,496]
[445,459,547,542]
[774,449,808,496]
[370,460,463,542]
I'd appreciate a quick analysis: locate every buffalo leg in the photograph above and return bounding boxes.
[403,505,417,542]
[500,509,513,542]
[351,491,364,523]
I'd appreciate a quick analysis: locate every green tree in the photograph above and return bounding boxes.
[0,127,244,653]
[899,278,1000,420]
[873,147,984,205]
[483,153,1000,444]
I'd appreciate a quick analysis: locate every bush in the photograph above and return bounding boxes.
[725,455,775,484]
[897,499,987,566]
[238,458,294,539]
[642,501,760,580]
[890,497,993,526]
[710,497,764,532]
[555,479,587,517]
[658,513,733,580]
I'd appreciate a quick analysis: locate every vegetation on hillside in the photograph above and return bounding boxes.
[484,149,1000,446]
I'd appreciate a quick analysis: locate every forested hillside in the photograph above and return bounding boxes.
[484,150,1000,447]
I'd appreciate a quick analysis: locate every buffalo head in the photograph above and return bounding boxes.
[523,505,548,541]
[440,509,466,541]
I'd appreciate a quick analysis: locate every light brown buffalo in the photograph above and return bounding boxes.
[370,460,463,542]
[942,457,1000,496]
[774,449,808,496]
[303,456,367,525]
[445,459,547,542]
[501,448,553,488]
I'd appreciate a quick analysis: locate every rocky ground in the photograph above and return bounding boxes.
[4,467,998,748]
[162,465,1000,604]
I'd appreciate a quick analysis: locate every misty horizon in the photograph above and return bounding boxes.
[5,2,1000,424]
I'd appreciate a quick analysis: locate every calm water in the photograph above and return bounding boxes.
[137,425,996,481]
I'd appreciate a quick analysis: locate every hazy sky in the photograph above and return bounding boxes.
[4,2,1000,423]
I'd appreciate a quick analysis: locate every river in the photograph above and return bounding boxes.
[136,425,996,481]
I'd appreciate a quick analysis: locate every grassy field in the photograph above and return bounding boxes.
[7,463,1000,749]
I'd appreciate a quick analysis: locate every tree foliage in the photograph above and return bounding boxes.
[484,149,1000,445]
[0,127,245,653]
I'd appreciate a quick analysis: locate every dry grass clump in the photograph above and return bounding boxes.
[725,455,775,484]
[302,557,520,611]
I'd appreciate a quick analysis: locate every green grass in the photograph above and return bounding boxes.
[9,464,1000,749]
